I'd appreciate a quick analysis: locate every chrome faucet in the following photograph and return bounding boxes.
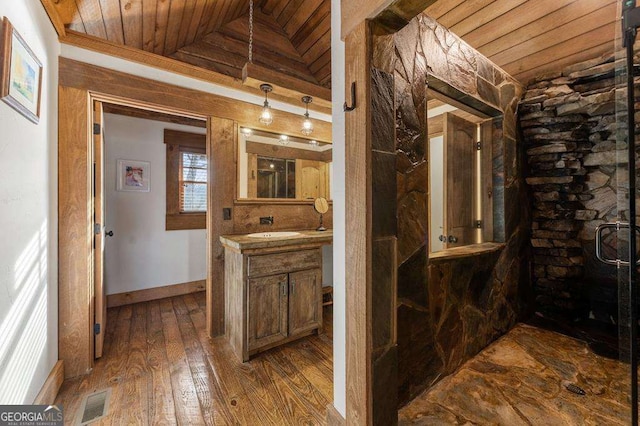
[260,216,274,225]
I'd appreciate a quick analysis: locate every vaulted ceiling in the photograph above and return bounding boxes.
[46,0,331,88]
[44,0,617,94]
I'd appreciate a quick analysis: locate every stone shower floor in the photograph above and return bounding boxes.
[399,324,632,425]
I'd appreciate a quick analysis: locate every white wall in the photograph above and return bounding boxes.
[331,0,347,417]
[103,114,207,295]
[0,1,59,404]
[429,136,445,252]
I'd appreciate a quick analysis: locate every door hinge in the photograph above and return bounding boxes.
[475,220,483,229]
[476,141,482,150]
[93,123,101,135]
[94,223,101,235]
[94,323,101,335]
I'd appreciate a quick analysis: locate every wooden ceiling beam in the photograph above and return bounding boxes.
[60,31,331,114]
[59,57,332,142]
[40,0,67,37]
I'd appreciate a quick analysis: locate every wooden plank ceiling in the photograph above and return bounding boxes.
[424,0,618,85]
[45,0,617,90]
[47,0,331,88]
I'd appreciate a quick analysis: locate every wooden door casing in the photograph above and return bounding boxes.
[444,112,477,248]
[247,273,288,351]
[288,268,322,336]
[93,100,106,358]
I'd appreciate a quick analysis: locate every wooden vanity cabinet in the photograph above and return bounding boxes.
[225,246,324,361]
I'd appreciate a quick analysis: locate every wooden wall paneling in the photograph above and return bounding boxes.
[232,203,333,234]
[423,0,464,20]
[141,0,157,51]
[58,85,92,379]
[60,31,332,113]
[261,0,279,15]
[119,0,143,49]
[58,57,332,141]
[207,117,237,336]
[75,0,107,38]
[434,0,496,30]
[344,20,371,425]
[107,280,206,308]
[153,0,171,54]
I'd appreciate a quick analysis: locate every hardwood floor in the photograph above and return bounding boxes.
[55,292,333,425]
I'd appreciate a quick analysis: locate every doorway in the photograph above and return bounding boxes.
[91,99,210,360]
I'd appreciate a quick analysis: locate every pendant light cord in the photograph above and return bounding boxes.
[248,0,254,64]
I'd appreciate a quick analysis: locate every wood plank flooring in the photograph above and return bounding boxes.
[55,292,333,425]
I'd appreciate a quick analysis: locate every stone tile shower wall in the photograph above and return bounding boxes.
[521,54,634,321]
[386,14,529,405]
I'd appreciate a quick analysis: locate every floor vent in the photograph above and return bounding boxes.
[78,388,111,424]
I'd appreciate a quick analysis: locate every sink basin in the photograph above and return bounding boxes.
[247,231,301,238]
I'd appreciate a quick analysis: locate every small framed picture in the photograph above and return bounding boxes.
[0,17,43,124]
[117,159,150,192]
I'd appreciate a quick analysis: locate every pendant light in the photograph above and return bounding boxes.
[248,0,274,126]
[301,96,314,136]
[259,83,273,125]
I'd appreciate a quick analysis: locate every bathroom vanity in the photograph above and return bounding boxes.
[220,230,332,361]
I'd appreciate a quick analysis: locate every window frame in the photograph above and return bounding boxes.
[165,129,207,230]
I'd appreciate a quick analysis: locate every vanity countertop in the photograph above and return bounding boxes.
[220,229,333,252]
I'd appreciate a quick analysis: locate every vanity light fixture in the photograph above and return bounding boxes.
[309,139,319,146]
[301,96,314,136]
[241,127,253,137]
[259,84,274,125]
[279,134,289,145]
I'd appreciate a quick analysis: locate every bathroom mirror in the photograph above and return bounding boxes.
[237,128,332,201]
[426,82,501,255]
[314,197,329,214]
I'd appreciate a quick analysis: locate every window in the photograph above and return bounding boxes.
[165,129,207,230]
[181,151,207,212]
[427,89,498,254]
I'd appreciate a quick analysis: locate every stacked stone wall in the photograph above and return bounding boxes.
[521,54,638,320]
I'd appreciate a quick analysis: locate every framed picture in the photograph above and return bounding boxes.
[0,17,43,124]
[117,160,150,192]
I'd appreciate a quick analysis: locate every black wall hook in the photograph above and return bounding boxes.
[343,82,356,112]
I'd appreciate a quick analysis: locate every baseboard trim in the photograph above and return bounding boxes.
[326,404,346,425]
[33,360,64,405]
[107,280,206,308]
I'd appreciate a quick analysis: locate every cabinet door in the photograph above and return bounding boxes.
[288,269,321,336]
[248,273,288,351]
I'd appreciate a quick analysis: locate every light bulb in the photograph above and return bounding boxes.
[301,116,313,136]
[309,140,318,146]
[279,134,289,145]
[259,104,273,125]
[241,127,253,136]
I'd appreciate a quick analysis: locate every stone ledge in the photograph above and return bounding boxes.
[429,242,505,262]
